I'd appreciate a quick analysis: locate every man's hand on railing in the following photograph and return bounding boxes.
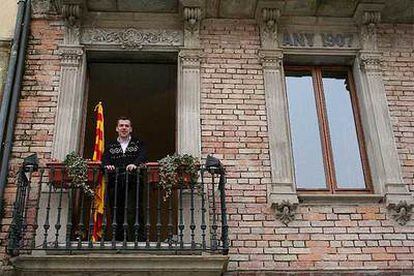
[126,164,137,171]
[105,165,115,171]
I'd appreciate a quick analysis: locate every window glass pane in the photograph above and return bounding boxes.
[322,71,366,189]
[286,71,327,189]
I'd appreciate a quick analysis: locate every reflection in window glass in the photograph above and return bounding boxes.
[322,71,366,189]
[286,72,327,189]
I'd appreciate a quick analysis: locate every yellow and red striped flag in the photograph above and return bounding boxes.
[92,102,105,242]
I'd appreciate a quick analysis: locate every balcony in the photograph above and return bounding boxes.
[7,157,229,275]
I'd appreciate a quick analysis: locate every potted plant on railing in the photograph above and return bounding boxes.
[46,152,98,197]
[153,153,200,200]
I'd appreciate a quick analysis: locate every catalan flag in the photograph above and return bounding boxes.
[92,102,105,242]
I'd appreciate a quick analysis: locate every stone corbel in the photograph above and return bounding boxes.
[274,200,297,225]
[353,1,384,51]
[50,0,63,14]
[259,8,280,49]
[359,11,381,51]
[387,201,413,226]
[61,0,84,45]
[182,7,202,48]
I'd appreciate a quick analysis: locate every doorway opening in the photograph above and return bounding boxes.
[82,52,178,242]
[83,53,177,160]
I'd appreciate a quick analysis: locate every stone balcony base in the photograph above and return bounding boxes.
[11,253,229,276]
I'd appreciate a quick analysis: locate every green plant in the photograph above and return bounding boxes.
[63,152,94,197]
[158,154,200,200]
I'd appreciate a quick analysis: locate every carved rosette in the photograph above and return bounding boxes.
[81,28,183,49]
[260,8,280,49]
[259,50,283,70]
[387,201,413,225]
[359,52,382,73]
[179,49,202,68]
[58,45,84,67]
[359,11,381,51]
[274,200,297,225]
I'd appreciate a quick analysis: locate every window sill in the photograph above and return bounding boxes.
[298,193,384,204]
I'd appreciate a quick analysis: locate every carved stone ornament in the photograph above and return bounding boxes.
[184,7,202,33]
[58,45,83,67]
[81,28,183,49]
[259,50,283,70]
[179,49,202,68]
[260,8,280,49]
[359,11,381,51]
[274,200,296,225]
[359,52,382,72]
[51,0,63,14]
[387,201,413,225]
[62,4,80,26]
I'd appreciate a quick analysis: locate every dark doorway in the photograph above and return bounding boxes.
[83,56,178,242]
[84,61,177,160]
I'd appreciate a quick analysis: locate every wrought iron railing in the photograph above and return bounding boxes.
[7,158,228,256]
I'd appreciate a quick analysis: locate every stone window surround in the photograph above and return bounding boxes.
[257,4,413,225]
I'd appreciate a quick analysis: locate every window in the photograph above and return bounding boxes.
[285,66,371,193]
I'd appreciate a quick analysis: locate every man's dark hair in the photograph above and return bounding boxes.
[117,116,132,126]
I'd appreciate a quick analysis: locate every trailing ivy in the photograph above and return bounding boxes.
[63,152,94,197]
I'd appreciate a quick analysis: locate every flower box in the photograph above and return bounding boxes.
[46,161,102,188]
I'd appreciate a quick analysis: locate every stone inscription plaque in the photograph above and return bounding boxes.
[280,32,358,49]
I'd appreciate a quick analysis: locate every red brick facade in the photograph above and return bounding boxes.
[1,17,413,274]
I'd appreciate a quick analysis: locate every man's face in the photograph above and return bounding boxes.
[116,119,132,139]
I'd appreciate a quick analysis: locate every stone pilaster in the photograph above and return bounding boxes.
[52,0,86,160]
[52,45,85,160]
[259,49,298,210]
[357,52,413,217]
[353,2,413,224]
[178,1,203,157]
[256,2,298,222]
[177,49,202,157]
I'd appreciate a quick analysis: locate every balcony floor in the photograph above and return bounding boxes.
[11,253,229,276]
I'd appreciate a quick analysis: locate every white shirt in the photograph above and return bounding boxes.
[117,136,131,153]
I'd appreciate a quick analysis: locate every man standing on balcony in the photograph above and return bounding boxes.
[102,117,147,242]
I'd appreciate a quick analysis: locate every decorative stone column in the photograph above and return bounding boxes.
[51,1,86,160]
[177,49,202,157]
[257,5,298,224]
[52,45,85,160]
[353,7,413,224]
[178,2,204,242]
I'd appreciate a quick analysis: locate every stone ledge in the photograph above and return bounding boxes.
[11,253,229,276]
[298,193,384,205]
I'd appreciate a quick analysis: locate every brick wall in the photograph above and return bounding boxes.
[200,20,414,273]
[0,17,63,257]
